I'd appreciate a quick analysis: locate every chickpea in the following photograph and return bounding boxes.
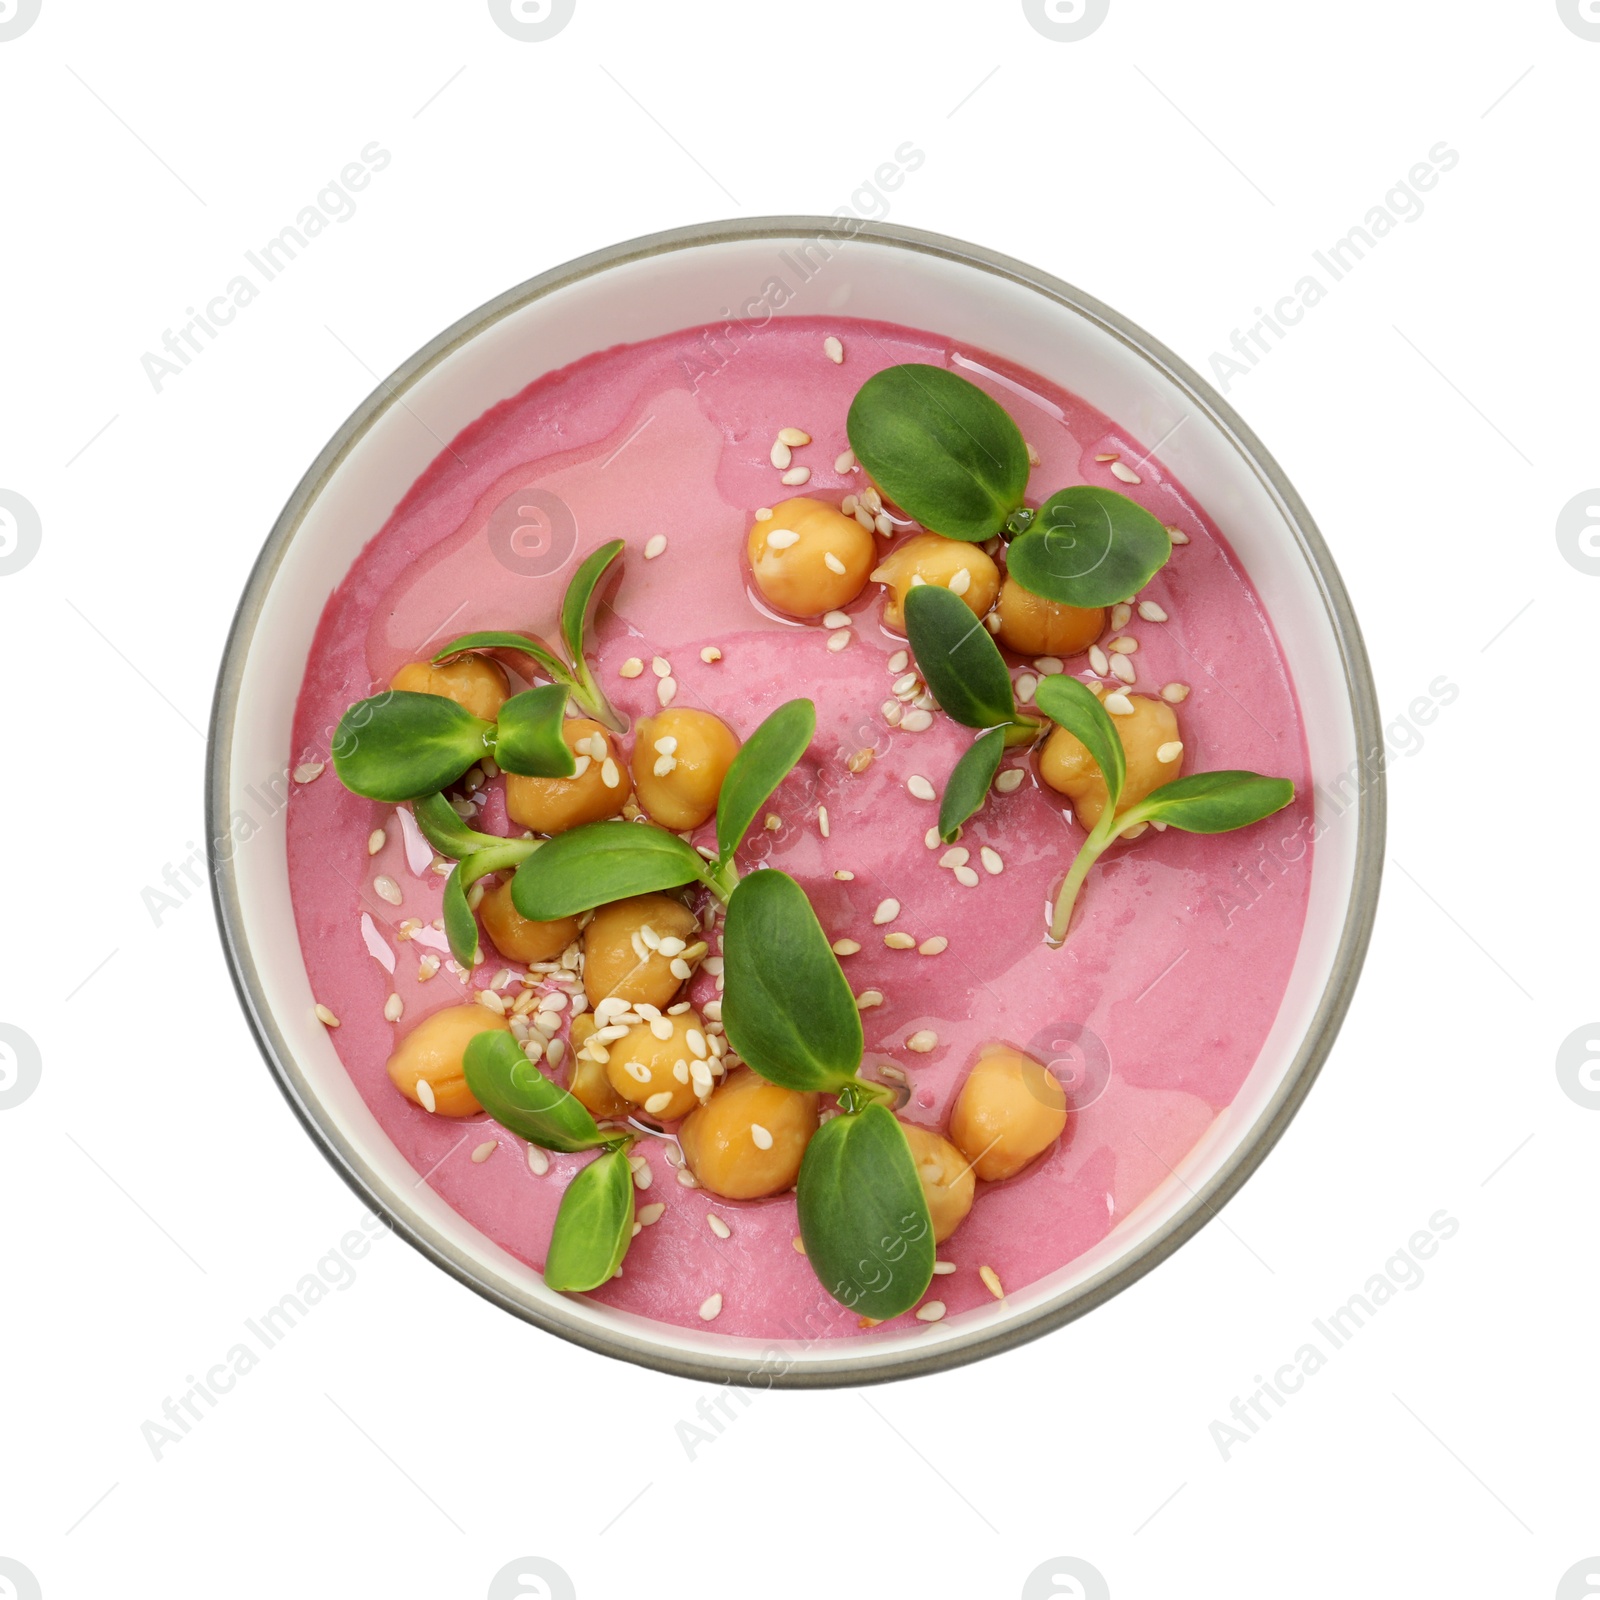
[678,1066,819,1199]
[504,718,632,834]
[993,576,1104,658]
[1038,693,1182,829]
[582,893,702,1009]
[631,709,741,832]
[385,1004,508,1117]
[900,1123,975,1243]
[390,656,508,723]
[566,1014,631,1119]
[949,1046,1068,1182]
[748,497,876,618]
[603,1008,714,1122]
[871,534,1000,634]
[478,878,579,965]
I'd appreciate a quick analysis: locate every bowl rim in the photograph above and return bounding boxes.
[207,215,1385,1388]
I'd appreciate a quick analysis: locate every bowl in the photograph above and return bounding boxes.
[208,217,1383,1387]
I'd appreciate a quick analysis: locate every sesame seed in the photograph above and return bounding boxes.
[619,657,644,678]
[1088,644,1110,677]
[885,932,916,950]
[908,776,936,802]
[471,1140,498,1164]
[526,1145,549,1175]
[834,869,855,881]
[834,448,856,474]
[546,1038,566,1068]
[686,1029,708,1058]
[699,1292,723,1321]
[823,551,846,574]
[874,513,894,536]
[1109,654,1136,685]
[918,936,948,956]
[995,769,1024,794]
[770,440,792,469]
[954,865,980,888]
[907,1030,938,1052]
[414,1078,436,1113]
[939,847,969,869]
[883,701,904,727]
[653,754,677,777]
[643,534,667,559]
[901,708,936,734]
[948,567,972,597]
[644,1091,673,1114]
[793,1234,808,1254]
[766,527,799,549]
[842,493,859,515]
[832,938,862,956]
[750,1123,774,1150]
[650,1016,674,1041]
[826,628,851,651]
[699,645,723,665]
[670,957,692,980]
[639,1202,665,1225]
[855,507,875,530]
[892,672,920,698]
[1109,635,1138,655]
[676,1166,700,1187]
[1168,526,1191,545]
[847,748,874,774]
[373,875,402,906]
[417,954,440,981]
[778,427,812,447]
[818,805,831,838]
[873,898,901,925]
[1105,692,1135,716]
[1138,600,1169,622]
[856,989,884,1010]
[707,1213,731,1239]
[1162,682,1191,703]
[1015,673,1039,703]
[979,1264,1005,1299]
[1034,656,1064,676]
[1095,452,1119,463]
[633,1162,654,1191]
[783,466,812,486]
[915,1301,946,1322]
[571,755,592,780]
[1157,740,1184,763]
[932,1260,956,1276]
[1123,821,1149,840]
[477,990,507,1016]
[656,679,677,708]
[1026,440,1041,466]
[367,829,386,855]
[980,846,1004,875]
[293,761,324,784]
[1111,461,1142,484]
[824,335,845,362]
[383,993,403,1022]
[314,1003,340,1028]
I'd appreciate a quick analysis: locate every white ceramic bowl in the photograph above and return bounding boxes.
[208,218,1383,1387]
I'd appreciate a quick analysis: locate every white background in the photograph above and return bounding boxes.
[2,2,1596,1597]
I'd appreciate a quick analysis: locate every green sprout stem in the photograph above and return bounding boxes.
[566,655,626,735]
[1047,804,1156,945]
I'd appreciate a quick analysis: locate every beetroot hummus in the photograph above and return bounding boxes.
[287,315,1312,1340]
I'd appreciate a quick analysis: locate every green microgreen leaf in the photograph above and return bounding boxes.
[462,1030,609,1153]
[938,726,1006,845]
[720,870,862,1094]
[559,540,628,734]
[903,582,1017,730]
[544,1144,636,1293]
[795,1103,935,1321]
[561,540,624,665]
[490,685,578,778]
[1123,770,1295,834]
[432,629,571,685]
[714,699,816,864]
[331,691,492,803]
[846,364,1030,542]
[511,821,710,921]
[441,840,538,968]
[1034,675,1127,813]
[411,792,508,861]
[1006,486,1173,609]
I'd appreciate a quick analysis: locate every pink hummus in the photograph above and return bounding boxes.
[287,316,1312,1340]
